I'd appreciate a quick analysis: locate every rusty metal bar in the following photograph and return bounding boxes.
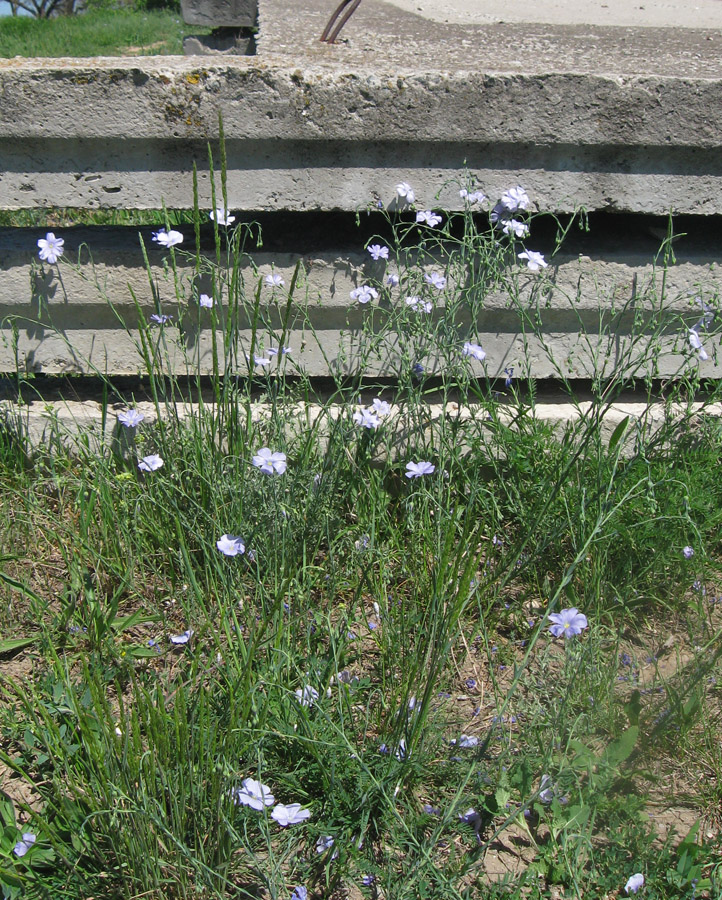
[320,0,363,42]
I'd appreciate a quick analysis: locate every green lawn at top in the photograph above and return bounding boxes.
[0,6,210,57]
[0,178,721,899]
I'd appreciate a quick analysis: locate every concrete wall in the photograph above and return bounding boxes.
[0,49,720,382]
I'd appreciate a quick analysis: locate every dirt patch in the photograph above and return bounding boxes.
[121,40,168,56]
[0,760,42,817]
[0,651,42,814]
[482,822,536,881]
[0,653,43,816]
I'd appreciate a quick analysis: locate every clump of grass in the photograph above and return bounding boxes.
[0,7,210,58]
[0,170,721,900]
[0,207,193,228]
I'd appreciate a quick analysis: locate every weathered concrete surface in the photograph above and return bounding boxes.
[258,0,722,77]
[0,61,720,214]
[1,225,719,379]
[0,0,720,214]
[183,32,256,56]
[383,0,722,29]
[2,392,719,460]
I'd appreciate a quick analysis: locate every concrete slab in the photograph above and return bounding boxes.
[2,53,720,215]
[3,392,719,459]
[258,0,722,77]
[381,0,722,29]
[1,224,719,380]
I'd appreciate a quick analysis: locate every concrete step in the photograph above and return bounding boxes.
[1,218,719,379]
[3,389,719,459]
[0,0,719,214]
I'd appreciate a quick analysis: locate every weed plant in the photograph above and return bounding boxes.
[0,166,721,900]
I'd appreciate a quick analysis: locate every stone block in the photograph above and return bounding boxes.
[180,0,257,27]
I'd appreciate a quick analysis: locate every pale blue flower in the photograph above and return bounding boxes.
[233,778,275,810]
[350,285,379,304]
[170,628,194,645]
[291,887,308,900]
[295,685,319,707]
[462,341,486,362]
[405,460,435,478]
[264,273,285,287]
[424,272,446,290]
[152,228,183,249]
[459,808,481,829]
[460,188,486,204]
[548,607,588,638]
[270,803,311,826]
[37,233,64,264]
[396,182,415,204]
[538,774,554,804]
[13,833,36,857]
[501,186,530,212]
[502,219,530,238]
[371,398,392,417]
[267,346,291,356]
[695,296,714,328]
[117,409,144,428]
[353,408,380,429]
[683,545,694,558]
[254,355,271,368]
[406,296,432,313]
[518,250,547,272]
[138,454,163,472]
[316,835,336,855]
[416,210,442,227]
[361,874,375,885]
[625,873,644,894]
[387,273,399,287]
[490,202,511,227]
[209,207,235,226]
[252,448,287,475]
[458,735,478,748]
[199,293,214,308]
[217,534,245,556]
[689,328,708,360]
[504,367,514,387]
[368,244,389,260]
[150,313,172,325]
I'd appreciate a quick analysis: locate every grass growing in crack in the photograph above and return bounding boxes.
[0,173,721,900]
